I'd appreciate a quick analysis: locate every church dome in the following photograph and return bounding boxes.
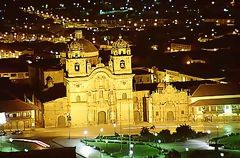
[112,35,129,49]
[68,30,98,56]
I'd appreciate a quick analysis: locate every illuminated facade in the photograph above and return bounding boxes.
[62,31,134,127]
[190,84,240,122]
[133,84,190,123]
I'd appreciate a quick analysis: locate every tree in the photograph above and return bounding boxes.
[158,129,172,143]
[140,127,154,141]
[166,150,181,158]
[140,127,151,137]
[176,124,196,140]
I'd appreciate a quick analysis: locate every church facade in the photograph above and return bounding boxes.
[42,31,191,128]
[63,31,134,127]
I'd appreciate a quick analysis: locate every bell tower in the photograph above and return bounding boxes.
[65,30,87,77]
[110,35,132,74]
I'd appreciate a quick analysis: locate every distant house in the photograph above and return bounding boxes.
[0,59,29,82]
[133,67,156,84]
[190,84,240,122]
[0,90,38,130]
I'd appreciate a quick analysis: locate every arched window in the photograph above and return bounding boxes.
[76,95,81,102]
[122,93,127,99]
[75,63,80,71]
[120,60,125,69]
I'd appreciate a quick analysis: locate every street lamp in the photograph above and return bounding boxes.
[100,128,104,139]
[207,130,211,134]
[113,123,116,135]
[206,130,211,143]
[216,126,219,138]
[67,113,72,139]
[153,132,158,146]
[129,144,134,157]
[84,130,88,139]
[105,140,108,151]
[9,138,13,151]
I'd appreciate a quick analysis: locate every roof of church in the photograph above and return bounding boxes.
[68,38,98,53]
[192,84,240,97]
[37,83,66,103]
[68,30,98,53]
[112,36,129,49]
[190,98,240,106]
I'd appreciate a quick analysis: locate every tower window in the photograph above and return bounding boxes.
[75,63,80,71]
[120,60,125,69]
[76,95,81,102]
[122,93,127,99]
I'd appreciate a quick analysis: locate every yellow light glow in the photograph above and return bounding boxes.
[0,112,6,124]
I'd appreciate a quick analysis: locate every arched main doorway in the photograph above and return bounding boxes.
[166,111,174,121]
[98,111,106,124]
[58,116,66,127]
[134,111,141,122]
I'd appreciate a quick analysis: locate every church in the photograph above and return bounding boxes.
[42,31,134,127]
[34,30,193,128]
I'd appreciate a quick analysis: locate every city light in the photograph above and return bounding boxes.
[0,113,6,124]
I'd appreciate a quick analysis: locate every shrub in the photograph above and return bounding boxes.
[176,124,196,140]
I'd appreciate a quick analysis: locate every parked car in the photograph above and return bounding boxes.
[11,130,23,135]
[0,130,7,136]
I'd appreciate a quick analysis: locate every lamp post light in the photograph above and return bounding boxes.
[83,130,88,144]
[129,144,134,157]
[105,140,108,151]
[206,130,211,143]
[100,128,104,139]
[67,113,71,139]
[9,138,13,151]
[154,132,158,146]
[216,126,219,138]
[158,139,161,147]
[113,123,116,135]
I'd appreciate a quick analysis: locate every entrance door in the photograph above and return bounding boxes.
[58,116,66,127]
[166,111,174,121]
[98,111,106,124]
[134,111,141,122]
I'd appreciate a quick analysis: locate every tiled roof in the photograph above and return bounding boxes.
[190,98,240,106]
[0,99,38,112]
[192,84,240,97]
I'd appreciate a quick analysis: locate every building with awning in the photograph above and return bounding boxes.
[190,84,240,122]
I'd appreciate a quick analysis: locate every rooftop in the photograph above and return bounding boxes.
[192,83,240,97]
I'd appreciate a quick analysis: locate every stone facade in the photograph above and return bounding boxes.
[133,85,190,124]
[63,33,134,127]
[43,97,69,128]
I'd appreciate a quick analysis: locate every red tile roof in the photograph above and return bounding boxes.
[190,98,240,106]
[0,99,38,112]
[192,84,240,97]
